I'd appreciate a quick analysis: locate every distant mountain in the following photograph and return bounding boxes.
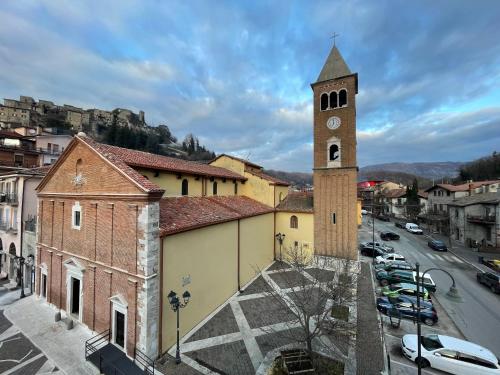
[360,162,463,181]
[358,170,433,189]
[264,169,313,188]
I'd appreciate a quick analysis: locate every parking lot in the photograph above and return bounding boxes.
[359,220,466,375]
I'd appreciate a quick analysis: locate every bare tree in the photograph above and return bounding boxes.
[257,246,359,364]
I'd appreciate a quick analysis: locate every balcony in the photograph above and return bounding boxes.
[0,193,18,205]
[0,222,17,233]
[467,214,496,225]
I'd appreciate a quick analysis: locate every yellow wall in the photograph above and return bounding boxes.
[210,156,245,176]
[275,211,314,259]
[239,213,274,284]
[161,213,274,351]
[210,155,288,207]
[138,169,238,197]
[357,199,362,227]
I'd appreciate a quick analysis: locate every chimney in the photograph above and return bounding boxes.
[469,183,473,196]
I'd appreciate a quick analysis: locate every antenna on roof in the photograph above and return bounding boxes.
[245,152,252,161]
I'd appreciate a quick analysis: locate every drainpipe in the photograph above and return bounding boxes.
[19,175,35,289]
[159,238,164,354]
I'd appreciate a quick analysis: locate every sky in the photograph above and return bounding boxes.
[1,0,500,172]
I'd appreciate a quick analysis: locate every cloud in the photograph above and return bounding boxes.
[1,0,500,172]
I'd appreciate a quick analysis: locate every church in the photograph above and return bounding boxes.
[34,44,358,361]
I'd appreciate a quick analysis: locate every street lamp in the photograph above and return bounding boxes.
[167,290,191,364]
[371,190,375,265]
[26,255,34,294]
[414,263,462,374]
[275,233,285,261]
[14,255,26,298]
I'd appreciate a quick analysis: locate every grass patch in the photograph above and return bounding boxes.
[331,305,349,321]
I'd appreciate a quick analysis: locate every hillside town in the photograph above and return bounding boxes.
[1,2,500,375]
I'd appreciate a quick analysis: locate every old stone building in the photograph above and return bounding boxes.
[312,45,358,259]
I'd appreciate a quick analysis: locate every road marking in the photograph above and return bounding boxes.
[450,256,464,264]
[427,254,436,260]
[1,353,44,375]
[433,254,444,261]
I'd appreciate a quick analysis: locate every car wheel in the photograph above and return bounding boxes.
[380,279,389,287]
[415,357,430,368]
[492,286,497,293]
[423,318,435,326]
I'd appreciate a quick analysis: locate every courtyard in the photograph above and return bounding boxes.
[157,260,357,375]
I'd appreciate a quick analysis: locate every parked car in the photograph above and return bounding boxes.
[377,297,437,326]
[380,231,400,241]
[375,253,406,264]
[377,215,391,222]
[428,239,448,252]
[361,241,394,253]
[360,246,385,258]
[374,260,414,273]
[377,270,437,292]
[477,271,500,294]
[395,222,407,229]
[382,282,431,301]
[401,334,500,374]
[405,223,423,234]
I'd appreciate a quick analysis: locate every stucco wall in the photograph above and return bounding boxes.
[275,212,314,257]
[161,213,274,351]
[239,213,274,284]
[162,221,238,351]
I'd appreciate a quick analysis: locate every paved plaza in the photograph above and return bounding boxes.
[158,260,357,375]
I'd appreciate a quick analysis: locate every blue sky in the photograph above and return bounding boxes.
[1,0,500,172]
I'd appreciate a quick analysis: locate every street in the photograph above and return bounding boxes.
[359,216,500,373]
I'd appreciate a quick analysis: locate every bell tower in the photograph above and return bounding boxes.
[312,44,358,260]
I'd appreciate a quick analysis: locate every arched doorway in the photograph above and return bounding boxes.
[9,243,16,280]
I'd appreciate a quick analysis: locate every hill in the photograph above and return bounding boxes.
[264,170,313,188]
[457,151,500,182]
[360,161,463,180]
[358,170,433,189]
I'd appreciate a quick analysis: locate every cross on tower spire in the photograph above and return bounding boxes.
[330,32,339,46]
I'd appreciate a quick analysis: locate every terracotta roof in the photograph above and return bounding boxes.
[383,188,406,199]
[78,136,246,194]
[248,170,290,186]
[159,196,274,236]
[425,180,500,193]
[0,130,25,139]
[211,154,262,169]
[276,191,313,213]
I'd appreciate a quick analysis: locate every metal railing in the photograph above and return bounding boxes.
[85,329,110,360]
[0,193,18,204]
[135,348,155,375]
[467,214,495,224]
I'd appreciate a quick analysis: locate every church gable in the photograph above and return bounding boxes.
[37,138,149,195]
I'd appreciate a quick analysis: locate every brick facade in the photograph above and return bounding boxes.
[36,138,161,358]
[312,47,358,259]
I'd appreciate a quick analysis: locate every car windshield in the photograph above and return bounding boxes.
[421,335,443,351]
[434,241,444,246]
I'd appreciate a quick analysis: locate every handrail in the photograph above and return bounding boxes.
[135,348,155,375]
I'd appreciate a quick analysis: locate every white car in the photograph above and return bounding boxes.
[402,334,500,374]
[405,223,423,234]
[375,253,406,264]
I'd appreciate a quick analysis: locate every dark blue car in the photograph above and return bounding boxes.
[427,239,447,252]
[376,296,438,326]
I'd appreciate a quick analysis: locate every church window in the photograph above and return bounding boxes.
[332,212,336,224]
[72,202,82,230]
[213,181,218,195]
[181,179,188,196]
[290,215,298,229]
[330,91,338,109]
[320,93,329,111]
[339,89,347,107]
[329,144,339,161]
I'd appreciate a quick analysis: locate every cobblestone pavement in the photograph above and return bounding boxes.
[0,309,62,374]
[159,260,357,375]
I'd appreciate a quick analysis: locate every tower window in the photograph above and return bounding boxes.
[320,93,329,111]
[290,215,298,229]
[234,182,238,195]
[329,144,339,161]
[330,91,338,109]
[332,212,336,224]
[339,89,347,107]
[213,181,218,195]
[181,179,189,196]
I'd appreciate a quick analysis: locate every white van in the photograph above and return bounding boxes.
[405,223,423,234]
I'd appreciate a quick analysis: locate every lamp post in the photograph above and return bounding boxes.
[275,233,285,261]
[14,256,26,298]
[26,255,34,295]
[415,263,461,374]
[167,290,191,364]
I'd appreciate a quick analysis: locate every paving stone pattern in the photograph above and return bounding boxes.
[165,260,356,375]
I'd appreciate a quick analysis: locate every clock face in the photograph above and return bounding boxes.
[326,116,341,130]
